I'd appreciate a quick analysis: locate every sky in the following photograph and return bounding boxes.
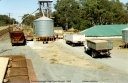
[0,0,127,23]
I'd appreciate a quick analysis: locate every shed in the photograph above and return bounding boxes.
[80,24,128,37]
[54,27,63,35]
[68,27,78,32]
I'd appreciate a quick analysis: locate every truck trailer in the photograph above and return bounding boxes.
[84,39,113,58]
[64,34,85,46]
[9,31,26,46]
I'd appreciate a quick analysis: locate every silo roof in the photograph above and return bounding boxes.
[34,16,53,21]
[80,24,128,37]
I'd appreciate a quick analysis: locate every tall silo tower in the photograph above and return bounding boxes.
[38,0,53,17]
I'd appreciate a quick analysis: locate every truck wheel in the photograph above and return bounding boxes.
[66,41,68,44]
[71,43,75,47]
[23,39,26,45]
[107,52,110,57]
[12,43,14,46]
[92,51,96,58]
[84,47,87,52]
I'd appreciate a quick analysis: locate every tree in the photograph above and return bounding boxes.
[54,0,85,30]
[22,14,35,27]
[52,0,128,31]
[0,14,17,26]
[35,12,42,19]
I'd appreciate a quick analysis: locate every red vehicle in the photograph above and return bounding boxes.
[9,31,26,46]
[26,33,33,41]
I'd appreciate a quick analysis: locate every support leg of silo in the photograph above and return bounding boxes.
[47,37,48,43]
[47,37,48,42]
[123,43,125,48]
[51,37,53,41]
[120,43,124,49]
[51,37,52,41]
[49,37,50,41]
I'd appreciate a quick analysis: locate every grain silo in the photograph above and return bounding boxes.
[33,16,54,42]
[122,28,128,43]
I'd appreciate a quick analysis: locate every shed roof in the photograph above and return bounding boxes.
[68,27,78,32]
[54,27,63,30]
[80,24,128,37]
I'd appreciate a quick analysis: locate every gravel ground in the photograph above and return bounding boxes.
[0,33,128,83]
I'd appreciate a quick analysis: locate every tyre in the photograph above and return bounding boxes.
[84,46,88,52]
[71,43,75,47]
[23,39,26,45]
[12,43,14,46]
[91,51,97,58]
[107,52,110,57]
[66,41,68,44]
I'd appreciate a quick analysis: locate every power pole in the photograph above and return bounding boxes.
[7,13,12,27]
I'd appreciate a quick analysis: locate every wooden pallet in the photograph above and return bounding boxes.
[0,55,38,83]
[7,68,28,77]
[0,57,9,83]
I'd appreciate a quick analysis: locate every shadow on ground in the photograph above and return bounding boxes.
[84,51,111,59]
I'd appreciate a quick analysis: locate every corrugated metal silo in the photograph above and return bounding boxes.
[33,16,54,37]
[122,28,128,43]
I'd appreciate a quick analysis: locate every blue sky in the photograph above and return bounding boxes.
[0,0,127,23]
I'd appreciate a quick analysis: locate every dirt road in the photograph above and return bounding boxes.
[0,33,128,83]
[28,39,128,82]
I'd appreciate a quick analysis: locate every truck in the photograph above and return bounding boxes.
[25,33,33,41]
[9,31,26,46]
[84,39,113,58]
[64,34,85,46]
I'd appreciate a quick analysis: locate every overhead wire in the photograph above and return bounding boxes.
[16,8,39,29]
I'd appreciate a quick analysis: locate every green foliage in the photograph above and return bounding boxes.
[22,14,35,27]
[35,12,42,19]
[52,0,128,31]
[0,15,18,26]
